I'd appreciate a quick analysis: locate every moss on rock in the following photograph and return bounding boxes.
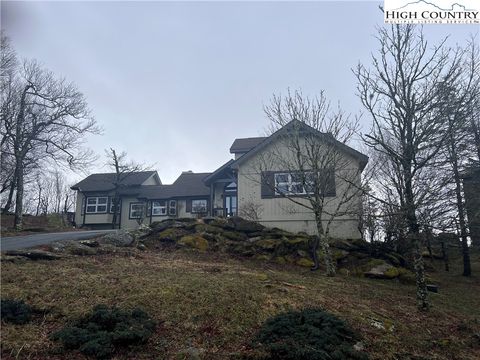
[296,257,315,267]
[254,238,280,251]
[178,235,209,252]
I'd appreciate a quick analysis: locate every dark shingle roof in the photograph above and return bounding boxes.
[71,171,157,192]
[232,120,369,170]
[138,172,211,199]
[229,137,266,153]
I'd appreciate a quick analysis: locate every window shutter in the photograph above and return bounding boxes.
[169,200,177,216]
[147,201,152,216]
[261,171,275,198]
[186,199,192,213]
[325,168,336,197]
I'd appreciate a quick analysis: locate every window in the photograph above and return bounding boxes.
[274,173,310,195]
[86,197,108,213]
[152,200,167,216]
[191,199,207,213]
[169,200,177,216]
[129,202,145,219]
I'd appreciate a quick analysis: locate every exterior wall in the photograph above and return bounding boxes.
[121,197,148,229]
[236,138,363,239]
[75,191,114,228]
[142,175,159,186]
[212,183,225,214]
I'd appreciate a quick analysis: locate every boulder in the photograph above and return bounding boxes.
[178,235,209,251]
[228,216,265,233]
[101,230,134,247]
[5,249,61,261]
[261,227,292,239]
[296,257,315,267]
[156,228,190,242]
[222,231,248,242]
[79,239,100,248]
[194,224,225,235]
[50,240,99,256]
[254,238,281,251]
[364,263,400,279]
[209,218,235,230]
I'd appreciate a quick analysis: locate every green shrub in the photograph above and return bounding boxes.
[1,298,33,324]
[252,308,368,360]
[51,305,156,359]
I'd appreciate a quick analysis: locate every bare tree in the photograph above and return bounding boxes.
[354,24,465,310]
[238,198,264,222]
[1,55,99,229]
[251,89,365,276]
[106,149,151,229]
[435,39,480,276]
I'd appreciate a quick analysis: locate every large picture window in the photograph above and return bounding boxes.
[152,200,167,216]
[274,173,310,195]
[86,197,108,213]
[191,199,207,213]
[129,202,145,219]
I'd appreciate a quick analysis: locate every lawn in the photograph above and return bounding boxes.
[1,247,479,359]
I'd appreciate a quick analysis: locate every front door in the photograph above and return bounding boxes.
[225,195,237,217]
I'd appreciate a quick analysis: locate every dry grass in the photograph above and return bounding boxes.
[1,248,479,359]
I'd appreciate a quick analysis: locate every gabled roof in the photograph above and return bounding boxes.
[71,171,159,192]
[203,159,235,185]
[137,172,211,199]
[231,120,369,170]
[230,137,266,153]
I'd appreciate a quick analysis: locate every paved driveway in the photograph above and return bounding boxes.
[1,230,117,251]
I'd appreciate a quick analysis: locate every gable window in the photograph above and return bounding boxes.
[191,199,207,213]
[86,197,108,213]
[129,202,145,219]
[274,173,310,195]
[152,200,167,216]
[169,200,177,216]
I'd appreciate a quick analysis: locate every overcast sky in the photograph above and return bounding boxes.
[2,1,478,184]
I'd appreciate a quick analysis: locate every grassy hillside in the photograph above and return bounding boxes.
[1,247,479,359]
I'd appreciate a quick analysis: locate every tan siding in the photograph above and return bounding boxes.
[141,175,159,186]
[237,138,363,239]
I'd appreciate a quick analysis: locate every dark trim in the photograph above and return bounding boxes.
[190,199,208,214]
[151,199,168,216]
[261,170,336,199]
[129,201,145,220]
[169,200,177,216]
[85,196,109,214]
[203,159,235,185]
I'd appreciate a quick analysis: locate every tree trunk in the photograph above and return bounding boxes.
[452,164,471,276]
[2,179,15,214]
[448,119,472,276]
[13,166,24,230]
[313,212,336,277]
[404,159,429,310]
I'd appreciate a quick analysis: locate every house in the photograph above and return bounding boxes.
[72,120,368,238]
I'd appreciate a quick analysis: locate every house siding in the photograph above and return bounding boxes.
[236,137,362,239]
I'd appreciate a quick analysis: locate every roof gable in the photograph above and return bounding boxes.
[138,172,211,199]
[71,171,159,192]
[231,120,368,170]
